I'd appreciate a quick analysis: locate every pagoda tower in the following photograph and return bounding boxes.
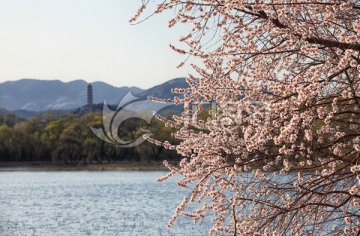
[87,84,93,110]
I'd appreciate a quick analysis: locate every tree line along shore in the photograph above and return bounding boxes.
[0,111,181,165]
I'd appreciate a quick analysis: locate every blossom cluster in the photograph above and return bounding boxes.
[133,1,360,235]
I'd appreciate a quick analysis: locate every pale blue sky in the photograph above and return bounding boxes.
[0,0,194,89]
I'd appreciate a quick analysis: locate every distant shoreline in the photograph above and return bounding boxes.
[0,161,170,171]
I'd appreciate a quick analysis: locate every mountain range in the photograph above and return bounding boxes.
[0,78,188,117]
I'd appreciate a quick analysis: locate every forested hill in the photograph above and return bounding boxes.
[0,78,188,112]
[0,78,191,162]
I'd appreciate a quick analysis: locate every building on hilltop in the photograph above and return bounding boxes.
[87,84,93,111]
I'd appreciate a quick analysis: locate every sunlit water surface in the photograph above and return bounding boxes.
[0,171,211,235]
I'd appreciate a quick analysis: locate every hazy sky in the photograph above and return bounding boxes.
[0,0,194,89]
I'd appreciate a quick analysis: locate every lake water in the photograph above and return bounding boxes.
[0,171,210,236]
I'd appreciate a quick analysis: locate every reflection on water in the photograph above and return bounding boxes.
[0,171,209,235]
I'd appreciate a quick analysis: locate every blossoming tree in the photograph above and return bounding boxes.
[133,1,360,235]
